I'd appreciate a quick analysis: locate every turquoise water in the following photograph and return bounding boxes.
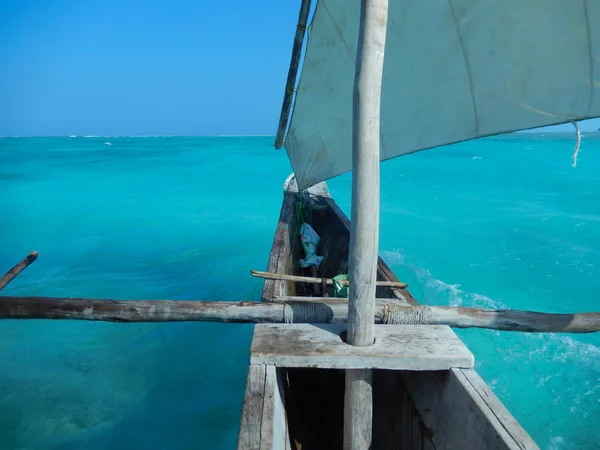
[1,135,599,449]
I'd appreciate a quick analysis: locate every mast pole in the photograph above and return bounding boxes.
[344,0,389,448]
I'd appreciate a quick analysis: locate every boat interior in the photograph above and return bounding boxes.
[263,186,436,449]
[251,180,535,450]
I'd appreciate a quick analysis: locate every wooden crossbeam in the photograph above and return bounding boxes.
[0,296,598,333]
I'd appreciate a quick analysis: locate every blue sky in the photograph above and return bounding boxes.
[1,0,599,136]
[0,0,298,136]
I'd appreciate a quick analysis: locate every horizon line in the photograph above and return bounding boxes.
[0,134,278,138]
[2,130,599,139]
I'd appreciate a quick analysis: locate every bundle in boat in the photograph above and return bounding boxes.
[1,296,599,333]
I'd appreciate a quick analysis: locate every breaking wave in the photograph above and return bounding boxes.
[380,248,600,449]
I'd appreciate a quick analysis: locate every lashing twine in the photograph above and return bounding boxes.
[383,305,434,325]
[282,303,435,325]
[283,302,330,323]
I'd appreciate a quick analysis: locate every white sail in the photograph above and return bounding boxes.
[283,0,600,190]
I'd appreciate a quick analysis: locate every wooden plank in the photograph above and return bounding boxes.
[401,368,539,450]
[373,369,435,450]
[250,324,474,370]
[458,368,538,449]
[237,364,267,450]
[273,198,293,299]
[262,192,295,302]
[259,366,289,450]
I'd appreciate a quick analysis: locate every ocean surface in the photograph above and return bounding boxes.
[0,134,599,450]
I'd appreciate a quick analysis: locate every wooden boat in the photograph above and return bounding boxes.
[237,174,538,450]
[244,0,600,445]
[1,1,599,448]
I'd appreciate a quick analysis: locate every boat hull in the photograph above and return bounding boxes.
[238,176,537,450]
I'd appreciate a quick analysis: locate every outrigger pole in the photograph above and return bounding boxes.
[2,295,600,333]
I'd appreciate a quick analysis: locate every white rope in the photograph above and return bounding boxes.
[572,121,581,167]
[283,302,331,323]
[282,303,435,324]
[383,305,434,325]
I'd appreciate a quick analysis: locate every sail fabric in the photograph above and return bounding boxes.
[283,0,600,190]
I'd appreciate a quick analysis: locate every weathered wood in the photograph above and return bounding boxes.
[2,297,600,332]
[420,305,600,332]
[274,0,312,149]
[0,297,284,323]
[238,364,267,450]
[345,369,373,450]
[459,368,538,448]
[0,251,38,292]
[252,270,407,289]
[346,0,389,446]
[401,368,539,449]
[372,370,432,450]
[273,296,406,305]
[259,365,289,450]
[274,295,350,304]
[262,192,296,301]
[251,324,474,370]
[309,265,320,297]
[255,175,539,449]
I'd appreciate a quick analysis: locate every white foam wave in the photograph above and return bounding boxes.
[381,249,505,308]
[381,248,599,447]
[547,436,565,450]
[380,248,599,364]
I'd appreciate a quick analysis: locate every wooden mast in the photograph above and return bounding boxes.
[274,0,312,149]
[344,0,389,448]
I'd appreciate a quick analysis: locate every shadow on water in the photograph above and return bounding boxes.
[0,239,264,450]
[44,321,255,450]
[0,320,255,450]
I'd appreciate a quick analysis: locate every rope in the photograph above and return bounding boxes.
[294,193,315,235]
[283,302,331,323]
[301,191,313,224]
[383,305,434,325]
[294,201,306,237]
[572,121,581,167]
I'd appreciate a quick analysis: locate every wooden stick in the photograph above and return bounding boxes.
[272,296,402,306]
[345,0,389,448]
[274,0,312,150]
[1,296,599,332]
[251,270,407,289]
[0,251,38,292]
